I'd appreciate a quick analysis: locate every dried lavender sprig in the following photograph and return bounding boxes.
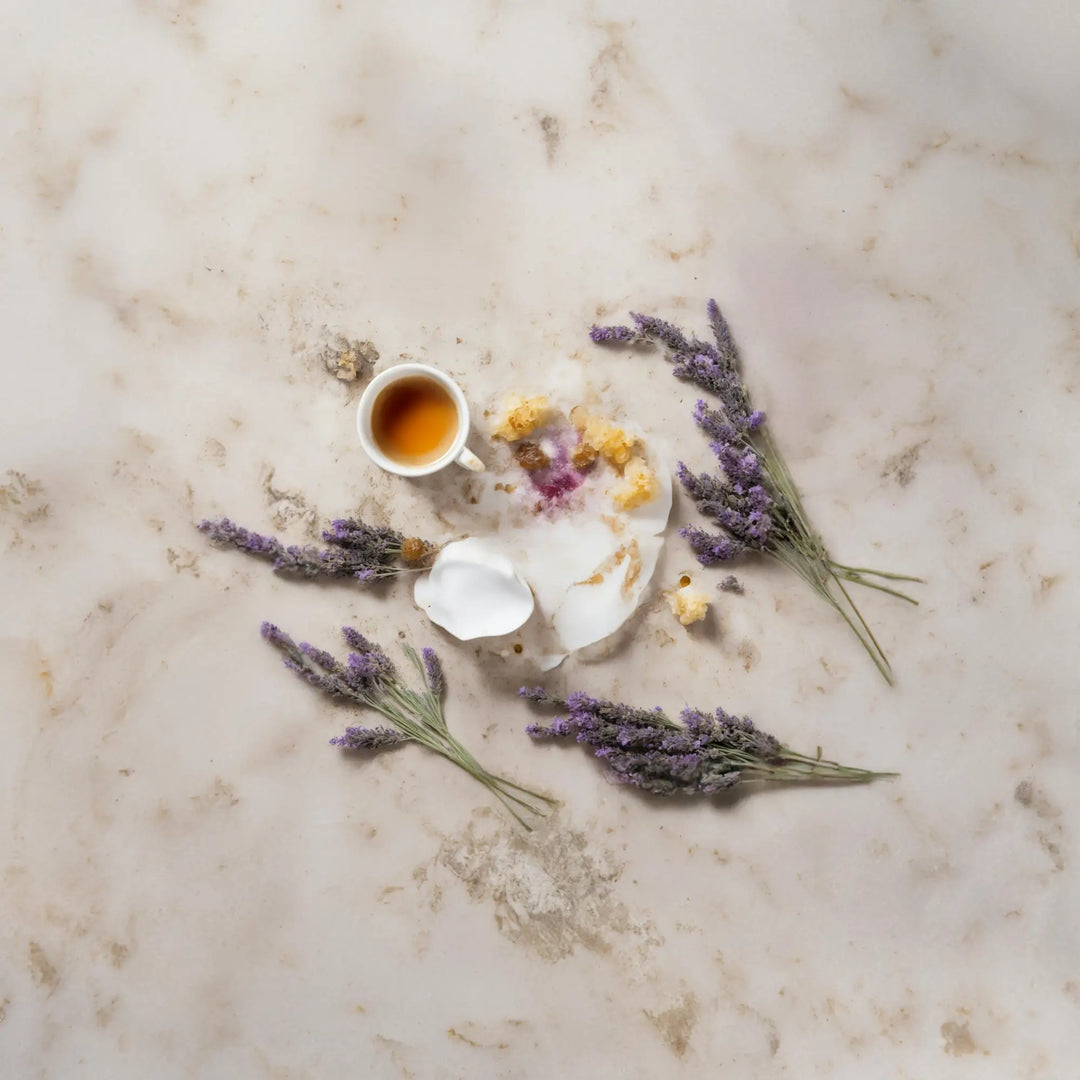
[330,726,408,750]
[592,302,923,683]
[198,516,434,583]
[522,688,893,797]
[261,622,553,828]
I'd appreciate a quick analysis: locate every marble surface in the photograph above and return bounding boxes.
[2,2,1078,1076]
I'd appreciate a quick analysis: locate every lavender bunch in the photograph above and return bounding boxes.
[592,301,922,683]
[521,687,892,795]
[198,516,434,583]
[262,622,552,827]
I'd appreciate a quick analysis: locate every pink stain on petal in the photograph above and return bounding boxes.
[522,428,587,509]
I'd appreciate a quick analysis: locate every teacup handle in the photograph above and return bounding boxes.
[455,446,485,472]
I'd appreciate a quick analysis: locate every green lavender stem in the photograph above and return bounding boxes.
[755,427,922,684]
[266,628,555,829]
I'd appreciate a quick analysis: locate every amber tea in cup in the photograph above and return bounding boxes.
[370,375,459,465]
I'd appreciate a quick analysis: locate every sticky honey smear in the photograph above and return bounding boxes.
[621,539,643,598]
[573,539,642,598]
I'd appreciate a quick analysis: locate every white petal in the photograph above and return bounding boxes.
[414,538,534,640]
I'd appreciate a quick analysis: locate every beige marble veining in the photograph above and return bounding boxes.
[2,2,1078,1077]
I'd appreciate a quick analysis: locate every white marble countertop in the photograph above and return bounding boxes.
[2,2,1078,1076]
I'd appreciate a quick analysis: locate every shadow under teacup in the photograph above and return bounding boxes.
[357,363,484,477]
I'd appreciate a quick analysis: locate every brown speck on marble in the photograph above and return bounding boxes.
[28,941,60,991]
[200,437,227,466]
[1039,834,1065,871]
[1038,574,1061,594]
[940,1019,976,1056]
[839,84,878,112]
[1015,780,1060,820]
[737,639,758,672]
[192,777,239,809]
[165,547,200,576]
[587,21,640,118]
[882,440,926,487]
[644,992,698,1057]
[537,113,560,162]
[262,466,318,534]
[0,471,48,526]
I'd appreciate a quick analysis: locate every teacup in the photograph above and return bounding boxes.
[357,363,484,477]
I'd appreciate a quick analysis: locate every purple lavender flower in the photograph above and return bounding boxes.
[342,626,396,683]
[518,686,552,703]
[523,688,892,797]
[630,312,694,353]
[590,299,922,682]
[706,297,738,367]
[198,515,430,582]
[589,324,639,344]
[678,526,744,565]
[260,622,350,696]
[676,460,773,551]
[692,400,737,443]
[330,726,407,751]
[299,641,342,673]
[421,647,444,696]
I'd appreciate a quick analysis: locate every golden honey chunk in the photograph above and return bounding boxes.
[491,395,550,442]
[667,585,710,626]
[610,456,659,510]
[569,407,639,467]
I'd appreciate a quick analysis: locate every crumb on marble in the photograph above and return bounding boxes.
[667,585,709,626]
[320,334,378,383]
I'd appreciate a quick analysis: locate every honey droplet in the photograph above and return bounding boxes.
[679,575,691,588]
[513,643,523,654]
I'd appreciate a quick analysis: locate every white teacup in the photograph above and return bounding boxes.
[357,363,484,477]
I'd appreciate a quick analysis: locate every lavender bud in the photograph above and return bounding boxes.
[421,647,444,695]
[589,324,638,343]
[330,726,408,751]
